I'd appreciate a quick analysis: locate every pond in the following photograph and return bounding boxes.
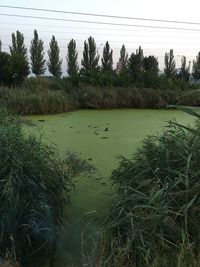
[24,109,193,266]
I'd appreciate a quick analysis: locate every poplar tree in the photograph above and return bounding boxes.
[180,56,189,81]
[67,39,79,78]
[47,35,62,78]
[10,31,28,58]
[81,36,99,72]
[9,31,29,83]
[119,44,128,71]
[101,41,113,72]
[30,30,46,76]
[164,49,176,78]
[192,52,200,80]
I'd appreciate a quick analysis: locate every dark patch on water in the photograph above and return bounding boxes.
[20,119,36,126]
[38,119,45,122]
[64,152,95,177]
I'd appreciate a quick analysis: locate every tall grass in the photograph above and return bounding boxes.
[0,77,76,115]
[1,77,200,115]
[93,107,200,266]
[0,112,72,266]
[73,86,200,109]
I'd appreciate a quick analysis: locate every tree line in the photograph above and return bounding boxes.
[1,29,200,86]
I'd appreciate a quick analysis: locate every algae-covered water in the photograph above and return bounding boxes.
[24,109,193,266]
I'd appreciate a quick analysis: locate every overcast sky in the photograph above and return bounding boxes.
[1,0,200,74]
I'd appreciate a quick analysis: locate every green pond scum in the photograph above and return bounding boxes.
[23,109,193,267]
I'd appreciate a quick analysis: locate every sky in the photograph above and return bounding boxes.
[1,0,200,75]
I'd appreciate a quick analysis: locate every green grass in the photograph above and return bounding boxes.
[0,112,72,267]
[23,109,194,266]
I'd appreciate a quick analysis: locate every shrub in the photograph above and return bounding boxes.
[0,112,72,266]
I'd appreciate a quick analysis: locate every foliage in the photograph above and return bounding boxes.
[119,44,128,72]
[143,55,159,75]
[0,112,72,266]
[0,52,12,85]
[47,35,62,79]
[94,106,200,266]
[192,52,200,80]
[0,51,29,86]
[127,46,144,80]
[67,39,79,84]
[9,31,28,59]
[30,30,46,76]
[101,41,113,72]
[10,53,30,85]
[9,31,29,84]
[180,56,190,81]
[81,36,100,76]
[164,49,176,78]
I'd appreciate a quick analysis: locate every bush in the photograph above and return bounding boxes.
[0,113,72,266]
[95,109,200,266]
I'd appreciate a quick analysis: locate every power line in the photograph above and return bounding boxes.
[1,5,200,26]
[1,13,200,32]
[2,27,200,39]
[2,22,200,35]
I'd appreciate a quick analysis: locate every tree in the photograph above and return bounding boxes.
[0,52,12,85]
[127,46,143,80]
[10,31,28,58]
[30,30,46,76]
[9,31,29,83]
[10,53,30,85]
[179,56,190,81]
[143,55,159,75]
[47,35,62,78]
[101,41,113,72]
[164,49,176,78]
[119,44,128,72]
[67,39,79,78]
[81,36,99,73]
[192,52,200,80]
[0,40,2,52]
